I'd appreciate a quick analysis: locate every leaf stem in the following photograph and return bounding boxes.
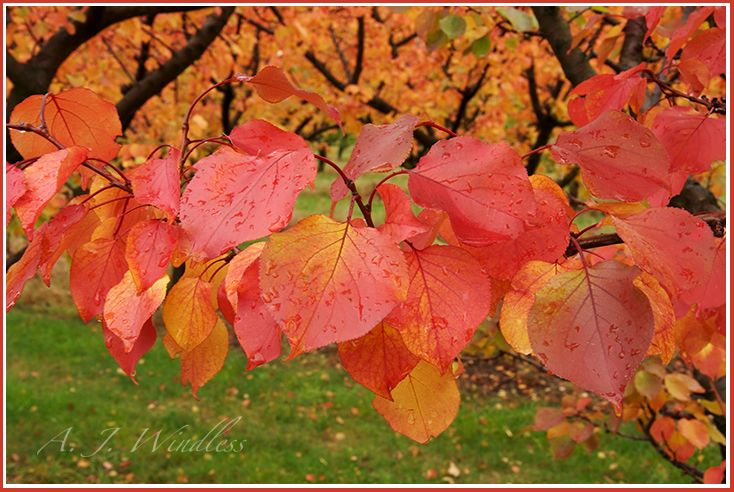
[147,144,173,161]
[367,170,409,210]
[521,144,552,160]
[314,154,374,227]
[86,157,130,185]
[415,121,458,138]
[179,77,235,173]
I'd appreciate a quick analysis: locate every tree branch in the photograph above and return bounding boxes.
[531,6,597,87]
[116,7,235,131]
[350,16,365,85]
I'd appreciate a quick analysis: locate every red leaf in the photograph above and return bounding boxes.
[568,67,647,126]
[338,321,421,400]
[13,146,89,240]
[233,257,282,370]
[162,276,219,351]
[665,6,716,59]
[534,407,566,431]
[170,225,192,268]
[330,115,418,201]
[180,146,316,261]
[551,110,671,202]
[643,6,666,44]
[229,119,310,155]
[180,318,229,400]
[703,460,726,485]
[222,243,267,312]
[528,261,655,413]
[612,208,715,296]
[6,163,26,226]
[408,138,536,246]
[680,236,726,309]
[6,222,47,312]
[236,66,342,131]
[650,107,726,174]
[650,416,675,442]
[385,244,492,373]
[9,88,122,163]
[462,186,570,282]
[103,272,169,352]
[70,238,128,322]
[259,214,408,359]
[375,183,428,244]
[128,148,181,223]
[408,209,449,250]
[125,220,178,293]
[372,360,460,444]
[37,203,87,286]
[103,316,157,384]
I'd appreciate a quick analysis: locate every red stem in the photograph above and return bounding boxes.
[415,121,458,138]
[367,170,409,210]
[521,144,552,160]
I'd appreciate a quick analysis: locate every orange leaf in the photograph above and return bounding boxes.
[162,276,219,351]
[103,316,157,384]
[70,238,128,322]
[259,214,408,359]
[338,321,420,400]
[372,360,460,443]
[235,66,342,131]
[664,373,706,401]
[103,272,169,353]
[528,261,654,414]
[162,332,183,359]
[677,418,710,449]
[180,318,229,400]
[499,259,582,355]
[386,244,491,373]
[128,148,181,223]
[9,88,122,164]
[633,273,675,364]
[613,208,715,296]
[13,146,88,240]
[125,220,177,293]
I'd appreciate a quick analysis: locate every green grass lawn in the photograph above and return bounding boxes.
[5,302,708,485]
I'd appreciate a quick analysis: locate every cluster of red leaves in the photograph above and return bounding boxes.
[6,11,726,449]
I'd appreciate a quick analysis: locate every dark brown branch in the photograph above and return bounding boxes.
[568,212,726,256]
[329,25,353,82]
[350,16,365,85]
[531,6,597,87]
[116,7,235,131]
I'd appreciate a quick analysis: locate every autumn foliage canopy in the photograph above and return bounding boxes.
[5,5,726,462]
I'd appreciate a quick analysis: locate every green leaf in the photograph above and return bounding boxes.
[497,7,538,32]
[386,6,411,14]
[472,35,491,58]
[439,14,467,39]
